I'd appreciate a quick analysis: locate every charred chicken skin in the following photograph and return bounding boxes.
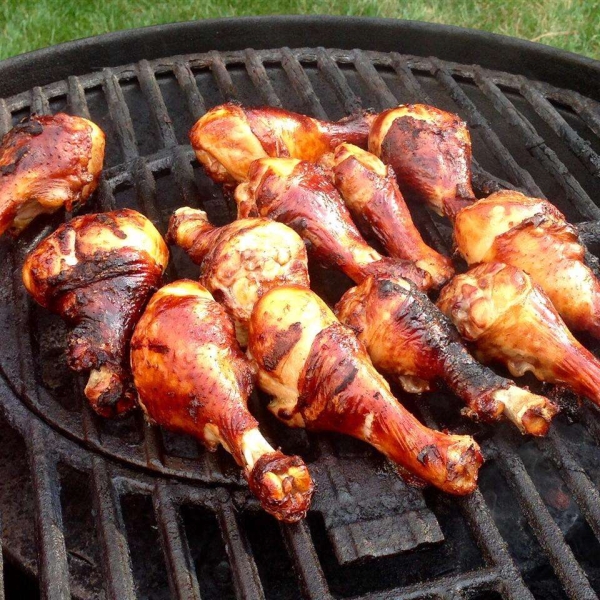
[439,262,600,410]
[167,207,310,344]
[332,143,454,288]
[248,285,483,495]
[453,190,600,338]
[22,209,168,417]
[235,158,432,290]
[189,103,374,187]
[0,113,105,236]
[336,275,557,436]
[369,104,476,220]
[130,280,314,522]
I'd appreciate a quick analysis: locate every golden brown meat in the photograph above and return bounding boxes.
[0,113,105,236]
[248,285,483,495]
[439,262,600,410]
[332,143,455,288]
[22,209,168,417]
[189,103,375,187]
[336,275,557,436]
[130,280,314,522]
[369,104,476,219]
[235,158,432,290]
[167,207,309,344]
[453,190,600,338]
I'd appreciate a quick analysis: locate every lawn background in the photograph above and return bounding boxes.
[1,0,598,61]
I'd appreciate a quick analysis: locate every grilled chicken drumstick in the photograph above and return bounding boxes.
[439,262,600,410]
[453,190,600,338]
[130,280,314,522]
[369,104,476,220]
[248,285,483,495]
[235,158,432,290]
[22,209,168,417]
[332,142,454,288]
[0,113,105,236]
[370,104,600,337]
[167,207,309,344]
[190,103,375,187]
[336,275,557,435]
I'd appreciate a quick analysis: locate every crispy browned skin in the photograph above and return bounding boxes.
[167,208,309,344]
[189,103,375,187]
[235,158,432,290]
[332,143,454,288]
[0,113,105,236]
[130,281,314,522]
[336,275,557,436]
[22,209,168,417]
[369,104,476,219]
[454,190,600,338]
[439,262,600,411]
[248,285,483,495]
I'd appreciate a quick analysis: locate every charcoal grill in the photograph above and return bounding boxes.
[2,15,600,600]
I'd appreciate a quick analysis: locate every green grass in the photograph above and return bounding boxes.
[1,0,598,61]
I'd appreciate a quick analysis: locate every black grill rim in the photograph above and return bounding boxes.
[1,15,600,100]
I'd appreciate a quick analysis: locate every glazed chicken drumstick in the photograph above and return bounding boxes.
[336,275,557,436]
[370,104,600,338]
[452,190,600,338]
[439,262,600,410]
[190,103,374,187]
[130,280,314,522]
[167,207,309,344]
[369,104,476,220]
[248,285,483,495]
[22,209,168,417]
[235,157,432,290]
[0,113,105,236]
[332,142,454,288]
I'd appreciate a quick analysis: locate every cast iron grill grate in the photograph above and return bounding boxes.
[1,43,600,600]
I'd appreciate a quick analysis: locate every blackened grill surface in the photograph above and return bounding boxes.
[0,39,600,600]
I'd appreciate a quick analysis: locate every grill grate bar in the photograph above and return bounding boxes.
[473,69,600,220]
[244,49,283,107]
[352,567,501,600]
[137,60,179,149]
[170,144,203,209]
[31,86,51,115]
[153,483,202,600]
[139,414,164,470]
[0,511,4,600]
[280,522,332,600]
[416,404,533,600]
[431,60,545,198]
[173,61,206,120]
[102,68,139,163]
[560,92,600,139]
[210,51,238,102]
[315,48,362,114]
[91,459,137,600]
[281,48,328,120]
[67,76,91,120]
[520,80,600,177]
[131,156,163,230]
[458,491,535,600]
[29,423,71,600]
[95,175,117,214]
[540,429,600,540]
[494,437,598,600]
[353,50,398,110]
[216,503,266,600]
[389,54,519,197]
